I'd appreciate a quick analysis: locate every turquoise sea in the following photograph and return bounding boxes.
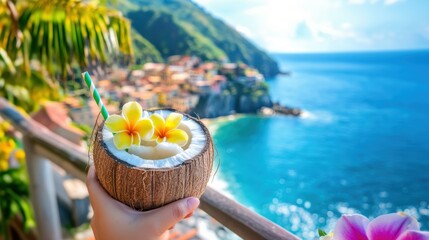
[210,50,429,239]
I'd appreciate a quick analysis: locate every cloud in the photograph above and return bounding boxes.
[348,0,366,4]
[194,0,427,52]
[347,0,403,5]
[294,22,315,39]
[384,0,402,5]
[235,25,253,38]
[341,22,352,30]
[293,21,359,41]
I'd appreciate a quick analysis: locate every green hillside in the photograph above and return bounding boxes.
[121,0,280,77]
[128,9,226,61]
[131,30,163,64]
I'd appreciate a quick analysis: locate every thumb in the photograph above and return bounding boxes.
[146,197,200,235]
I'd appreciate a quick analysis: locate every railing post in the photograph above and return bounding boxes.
[23,137,62,240]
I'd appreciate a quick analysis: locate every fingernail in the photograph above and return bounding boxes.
[186,198,200,210]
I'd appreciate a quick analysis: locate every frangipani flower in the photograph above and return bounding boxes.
[105,102,154,150]
[150,112,188,147]
[0,159,8,171]
[15,149,26,165]
[333,213,429,240]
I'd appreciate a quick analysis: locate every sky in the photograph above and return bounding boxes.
[193,0,429,53]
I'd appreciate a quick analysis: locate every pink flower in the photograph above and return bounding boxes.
[333,213,429,240]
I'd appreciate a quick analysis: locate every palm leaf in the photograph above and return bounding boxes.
[0,48,16,74]
[1,0,134,110]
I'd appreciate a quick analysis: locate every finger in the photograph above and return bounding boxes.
[146,197,199,235]
[87,165,144,217]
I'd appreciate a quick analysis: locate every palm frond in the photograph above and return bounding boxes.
[1,0,134,110]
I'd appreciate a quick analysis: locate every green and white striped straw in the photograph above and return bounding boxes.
[82,72,109,120]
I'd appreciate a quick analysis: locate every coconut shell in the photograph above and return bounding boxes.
[92,112,214,211]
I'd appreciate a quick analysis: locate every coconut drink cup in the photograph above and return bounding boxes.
[92,103,214,211]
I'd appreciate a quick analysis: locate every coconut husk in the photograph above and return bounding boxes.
[92,112,214,211]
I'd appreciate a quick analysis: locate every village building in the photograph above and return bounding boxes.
[170,94,200,112]
[109,68,128,82]
[148,76,162,86]
[194,81,211,94]
[131,91,159,109]
[129,70,145,82]
[201,62,218,78]
[167,55,182,65]
[143,63,166,76]
[209,75,227,94]
[220,63,237,76]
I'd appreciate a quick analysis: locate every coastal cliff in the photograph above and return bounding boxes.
[191,94,235,118]
[190,81,273,118]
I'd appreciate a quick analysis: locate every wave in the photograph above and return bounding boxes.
[269,200,326,239]
[299,109,335,123]
[208,173,236,201]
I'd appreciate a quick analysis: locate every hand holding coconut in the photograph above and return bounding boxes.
[87,166,200,240]
[83,72,214,212]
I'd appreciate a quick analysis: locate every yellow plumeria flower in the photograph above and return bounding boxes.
[15,149,26,164]
[0,140,14,160]
[105,102,154,150]
[0,160,8,171]
[7,139,16,149]
[0,121,11,132]
[150,112,189,147]
[0,156,9,171]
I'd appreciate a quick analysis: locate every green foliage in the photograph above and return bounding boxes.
[131,30,163,64]
[108,0,139,13]
[318,228,328,237]
[0,47,59,112]
[124,0,280,77]
[259,81,270,92]
[0,122,33,240]
[225,82,237,95]
[128,9,225,61]
[15,1,133,76]
[0,0,134,111]
[254,90,265,98]
[0,168,34,240]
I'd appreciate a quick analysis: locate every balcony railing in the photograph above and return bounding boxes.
[0,98,299,240]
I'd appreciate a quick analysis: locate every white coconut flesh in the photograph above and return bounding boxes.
[102,110,207,169]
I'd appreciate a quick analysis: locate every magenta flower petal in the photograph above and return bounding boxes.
[397,230,429,240]
[333,214,370,240]
[366,213,420,240]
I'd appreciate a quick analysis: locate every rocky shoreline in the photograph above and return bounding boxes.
[260,103,302,117]
[189,85,301,118]
[190,91,302,119]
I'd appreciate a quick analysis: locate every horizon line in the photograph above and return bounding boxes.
[270,48,429,55]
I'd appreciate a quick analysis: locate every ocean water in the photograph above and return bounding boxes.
[210,50,429,239]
